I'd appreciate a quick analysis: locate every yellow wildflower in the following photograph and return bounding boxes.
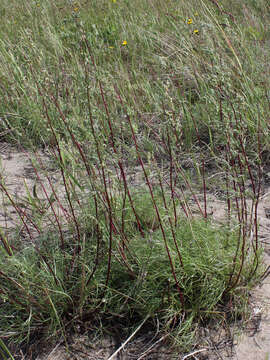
[193,29,199,34]
[73,7,79,12]
[187,18,192,25]
[122,40,127,46]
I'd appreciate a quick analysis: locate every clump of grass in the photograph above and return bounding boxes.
[0,0,268,357]
[0,189,262,350]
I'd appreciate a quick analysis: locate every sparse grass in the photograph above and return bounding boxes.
[0,0,269,357]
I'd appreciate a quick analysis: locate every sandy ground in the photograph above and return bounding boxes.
[1,143,270,359]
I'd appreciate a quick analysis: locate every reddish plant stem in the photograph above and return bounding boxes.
[0,233,12,256]
[86,197,101,287]
[225,147,231,224]
[37,149,71,222]
[225,224,247,294]
[42,98,81,246]
[167,183,192,219]
[237,154,247,225]
[0,182,39,240]
[86,87,114,289]
[223,134,242,292]
[167,129,178,226]
[33,72,80,240]
[248,113,263,279]
[121,186,128,243]
[22,149,66,249]
[238,124,256,197]
[100,83,145,238]
[115,87,185,307]
[189,111,207,218]
[172,160,204,217]
[157,168,184,267]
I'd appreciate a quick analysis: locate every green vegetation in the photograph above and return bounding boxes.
[0,0,268,357]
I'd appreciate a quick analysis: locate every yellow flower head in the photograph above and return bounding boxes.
[73,7,79,12]
[122,40,127,46]
[187,18,192,25]
[193,29,199,34]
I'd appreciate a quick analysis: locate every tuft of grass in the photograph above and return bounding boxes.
[0,168,264,349]
[0,198,263,349]
[0,0,268,356]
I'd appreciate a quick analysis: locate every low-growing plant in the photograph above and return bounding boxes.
[0,188,263,349]
[0,0,268,357]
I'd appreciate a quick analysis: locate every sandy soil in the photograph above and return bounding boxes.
[1,143,270,359]
[0,143,65,232]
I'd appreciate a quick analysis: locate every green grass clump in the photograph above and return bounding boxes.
[0,189,262,350]
[0,0,268,357]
